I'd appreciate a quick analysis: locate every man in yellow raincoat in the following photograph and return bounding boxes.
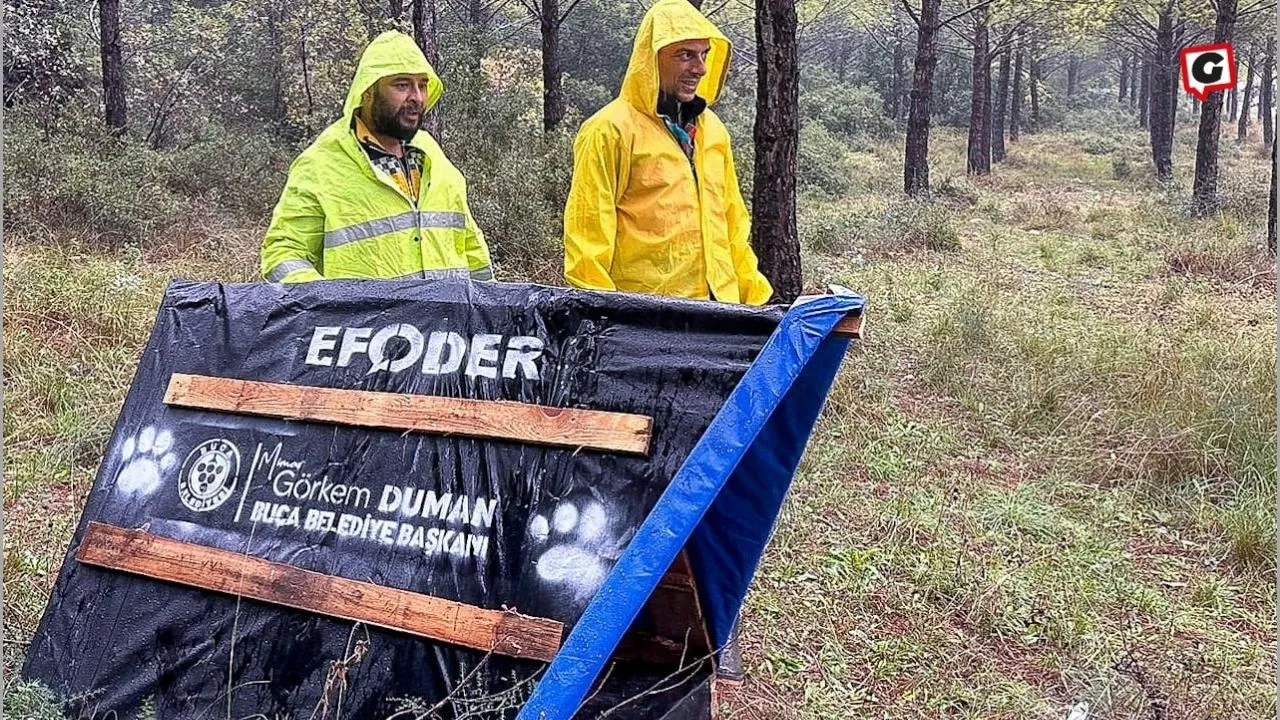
[261,31,492,283]
[562,0,773,305]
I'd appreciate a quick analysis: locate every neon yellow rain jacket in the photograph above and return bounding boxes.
[562,0,772,304]
[261,31,492,283]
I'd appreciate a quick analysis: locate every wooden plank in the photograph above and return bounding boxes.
[76,522,564,662]
[832,312,864,339]
[164,373,652,455]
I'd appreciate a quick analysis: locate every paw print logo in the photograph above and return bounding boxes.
[527,499,631,605]
[177,439,241,513]
[115,426,177,498]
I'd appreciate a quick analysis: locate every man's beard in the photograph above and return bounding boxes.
[370,93,422,141]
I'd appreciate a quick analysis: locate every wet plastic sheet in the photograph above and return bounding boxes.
[21,278,862,720]
[517,293,860,720]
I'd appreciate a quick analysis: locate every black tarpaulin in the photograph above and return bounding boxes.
[21,277,863,720]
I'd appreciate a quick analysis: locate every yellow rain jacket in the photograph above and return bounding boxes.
[261,31,492,283]
[562,0,772,304]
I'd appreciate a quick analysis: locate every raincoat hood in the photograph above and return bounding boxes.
[342,31,445,119]
[620,0,731,116]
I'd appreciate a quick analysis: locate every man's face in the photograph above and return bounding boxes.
[366,74,428,140]
[657,40,711,103]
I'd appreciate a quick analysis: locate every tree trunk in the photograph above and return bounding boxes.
[390,0,405,20]
[993,46,1010,162]
[1238,51,1255,142]
[1139,55,1151,128]
[539,0,564,131]
[300,33,316,130]
[1067,55,1079,100]
[1260,42,1271,121]
[899,37,911,123]
[1010,38,1023,141]
[461,0,487,74]
[904,0,942,195]
[1129,53,1139,107]
[1191,0,1237,216]
[686,0,703,7]
[1269,140,1276,254]
[1028,52,1041,131]
[889,36,904,118]
[837,37,853,83]
[966,7,991,175]
[1262,38,1275,146]
[1228,85,1238,121]
[412,0,441,136]
[751,0,801,302]
[1262,70,1270,122]
[1150,5,1176,181]
[267,7,285,129]
[98,0,127,133]
[1119,55,1130,104]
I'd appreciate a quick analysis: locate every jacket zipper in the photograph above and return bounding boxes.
[365,152,425,245]
[660,114,711,298]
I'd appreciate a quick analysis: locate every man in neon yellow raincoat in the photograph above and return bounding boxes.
[562,0,773,305]
[261,31,492,283]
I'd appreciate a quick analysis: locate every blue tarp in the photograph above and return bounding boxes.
[520,293,863,720]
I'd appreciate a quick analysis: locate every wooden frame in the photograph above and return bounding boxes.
[832,312,864,339]
[76,522,564,661]
[164,373,653,455]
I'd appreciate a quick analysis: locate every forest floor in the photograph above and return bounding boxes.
[3,126,1276,719]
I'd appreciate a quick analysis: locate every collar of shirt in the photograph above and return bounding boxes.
[353,114,426,200]
[657,92,704,168]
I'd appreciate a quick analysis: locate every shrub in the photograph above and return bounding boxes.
[798,202,865,255]
[1058,104,1135,134]
[3,105,290,248]
[799,122,859,197]
[1,680,64,720]
[864,200,960,254]
[1218,163,1271,218]
[1165,243,1275,290]
[441,77,573,285]
[932,176,980,208]
[163,126,293,216]
[1219,497,1277,572]
[1112,155,1134,180]
[1082,135,1118,156]
[3,107,184,246]
[1011,195,1077,231]
[799,75,897,143]
[563,76,614,119]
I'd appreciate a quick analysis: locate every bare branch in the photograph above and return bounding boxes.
[1098,28,1152,57]
[491,15,538,44]
[989,17,1032,57]
[703,0,732,18]
[899,0,921,28]
[859,23,900,57]
[557,0,585,24]
[1117,6,1157,33]
[1239,0,1277,17]
[938,0,996,30]
[515,0,540,20]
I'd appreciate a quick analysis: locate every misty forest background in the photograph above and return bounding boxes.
[4,0,1278,717]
